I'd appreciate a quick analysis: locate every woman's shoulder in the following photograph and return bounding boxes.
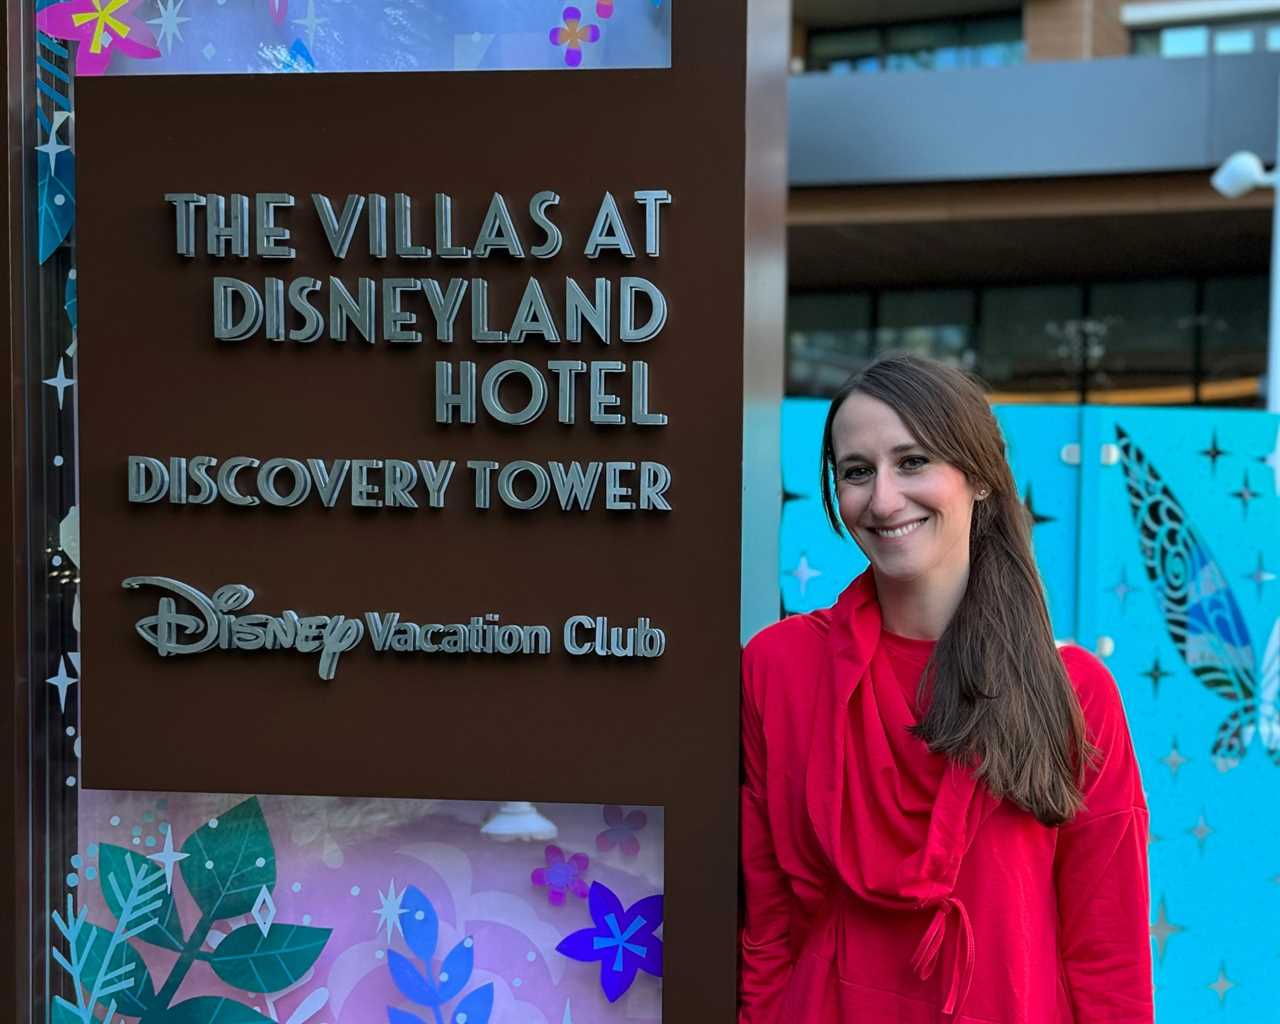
[1056,643,1130,738]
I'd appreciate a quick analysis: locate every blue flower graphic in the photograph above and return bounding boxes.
[556,881,662,1002]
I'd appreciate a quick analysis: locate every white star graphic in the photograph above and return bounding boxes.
[148,0,190,55]
[1188,812,1214,851]
[147,824,189,892]
[43,359,74,410]
[1262,426,1280,496]
[372,878,407,943]
[46,656,75,712]
[1209,963,1235,1004]
[788,553,822,598]
[35,117,71,177]
[1149,896,1184,964]
[292,0,326,50]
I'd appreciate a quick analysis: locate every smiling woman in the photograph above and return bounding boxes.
[739,354,1153,1023]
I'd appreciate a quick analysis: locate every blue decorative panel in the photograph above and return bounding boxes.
[1080,406,1280,1022]
[62,0,673,77]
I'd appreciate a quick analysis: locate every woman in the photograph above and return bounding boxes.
[739,355,1151,1023]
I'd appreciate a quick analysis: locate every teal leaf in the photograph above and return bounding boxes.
[99,843,184,951]
[156,997,274,1024]
[452,983,493,1024]
[180,798,276,921]
[436,937,474,1003]
[64,268,76,330]
[78,924,155,1017]
[37,145,73,264]
[208,923,331,993]
[401,886,437,963]
[50,995,81,1024]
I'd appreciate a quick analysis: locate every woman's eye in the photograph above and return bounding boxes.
[842,466,871,482]
[901,456,929,471]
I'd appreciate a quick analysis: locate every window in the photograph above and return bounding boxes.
[807,14,1023,75]
[1133,19,1280,59]
[785,276,1268,407]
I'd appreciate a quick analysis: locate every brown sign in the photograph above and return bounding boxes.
[77,3,784,1018]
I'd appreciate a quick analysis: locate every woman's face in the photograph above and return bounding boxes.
[830,392,978,590]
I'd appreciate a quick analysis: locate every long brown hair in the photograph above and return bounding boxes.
[819,354,1094,827]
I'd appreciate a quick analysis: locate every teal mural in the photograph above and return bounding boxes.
[778,398,1280,1021]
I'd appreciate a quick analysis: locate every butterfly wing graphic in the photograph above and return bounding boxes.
[1259,619,1280,766]
[1116,427,1257,766]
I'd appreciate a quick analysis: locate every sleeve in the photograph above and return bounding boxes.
[738,640,795,1023]
[1054,648,1154,1023]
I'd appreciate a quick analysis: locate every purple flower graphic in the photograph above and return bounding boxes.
[531,845,589,906]
[36,0,161,76]
[596,805,647,858]
[549,6,600,68]
[556,882,663,1003]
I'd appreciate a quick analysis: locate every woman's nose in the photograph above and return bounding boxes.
[869,472,904,519]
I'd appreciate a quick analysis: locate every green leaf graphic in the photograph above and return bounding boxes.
[155,997,274,1024]
[208,923,331,993]
[78,924,155,1017]
[179,797,276,921]
[99,843,184,951]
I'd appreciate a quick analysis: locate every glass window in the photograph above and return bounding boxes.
[1202,275,1268,406]
[980,285,1084,401]
[808,28,882,72]
[786,292,875,396]
[1087,280,1197,404]
[1214,27,1256,55]
[807,14,1023,75]
[1160,25,1210,58]
[1132,30,1161,56]
[877,288,976,369]
[1268,25,1280,51]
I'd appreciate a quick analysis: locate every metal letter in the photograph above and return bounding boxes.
[474,193,526,258]
[165,193,206,257]
[258,458,312,507]
[212,277,263,342]
[351,460,384,507]
[482,360,548,426]
[470,279,508,343]
[619,276,668,343]
[605,461,637,510]
[633,190,672,257]
[256,193,297,258]
[288,277,324,342]
[468,460,498,509]
[565,277,611,344]
[639,461,672,511]
[434,193,472,259]
[312,193,365,258]
[394,192,430,258]
[128,456,168,503]
[547,359,587,423]
[529,191,563,258]
[589,361,625,424]
[631,361,668,425]
[385,459,420,508]
[264,277,286,341]
[435,361,477,424]
[382,278,423,343]
[329,276,376,343]
[498,461,551,510]
[368,193,388,258]
[421,278,468,343]
[217,457,261,506]
[584,191,635,258]
[508,278,559,343]
[417,459,455,508]
[188,456,219,504]
[206,193,250,257]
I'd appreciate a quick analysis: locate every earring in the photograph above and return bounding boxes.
[976,488,990,499]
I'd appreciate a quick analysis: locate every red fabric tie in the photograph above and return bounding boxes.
[909,896,975,1017]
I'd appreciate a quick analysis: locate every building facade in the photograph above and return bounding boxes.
[787,0,1279,406]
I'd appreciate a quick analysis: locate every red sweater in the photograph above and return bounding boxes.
[739,574,1152,1023]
